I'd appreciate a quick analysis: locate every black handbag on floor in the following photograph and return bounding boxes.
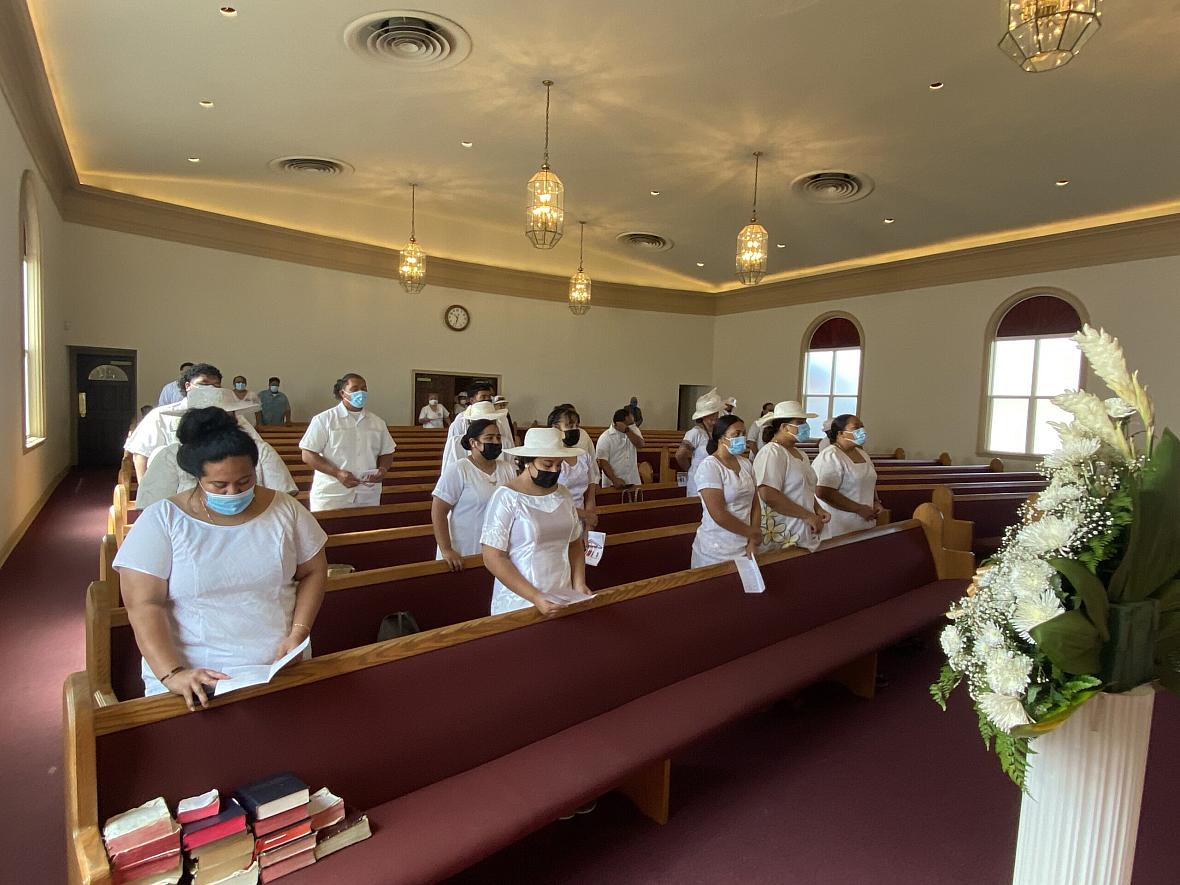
[377,612,421,642]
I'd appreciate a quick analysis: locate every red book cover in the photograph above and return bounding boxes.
[181,804,247,851]
[258,832,315,869]
[259,847,315,883]
[177,789,220,825]
[103,798,175,856]
[251,803,308,838]
[307,788,344,831]
[253,819,311,855]
[111,848,181,885]
[108,823,179,868]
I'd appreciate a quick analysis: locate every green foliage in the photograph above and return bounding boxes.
[1079,479,1134,578]
[1050,557,1110,641]
[1031,609,1103,674]
[995,732,1030,792]
[1111,428,1180,602]
[929,664,961,711]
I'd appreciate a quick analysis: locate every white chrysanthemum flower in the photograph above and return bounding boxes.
[1034,478,1084,513]
[1007,558,1055,598]
[1104,397,1136,420]
[986,650,1034,696]
[1015,514,1078,556]
[976,621,1007,651]
[1011,588,1065,641]
[1042,435,1101,470]
[940,624,964,658]
[979,692,1032,733]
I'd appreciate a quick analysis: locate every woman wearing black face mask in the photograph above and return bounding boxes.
[547,406,600,530]
[430,420,516,572]
[480,428,593,616]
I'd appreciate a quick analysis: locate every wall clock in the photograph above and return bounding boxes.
[444,304,470,332]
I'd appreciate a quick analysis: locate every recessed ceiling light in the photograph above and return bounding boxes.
[776,243,786,248]
[198,100,215,108]
[219,6,237,16]
[650,190,661,196]
[929,81,944,90]
[883,217,895,224]
[187,157,201,163]
[696,261,705,267]
[460,140,473,148]
[1055,178,1071,187]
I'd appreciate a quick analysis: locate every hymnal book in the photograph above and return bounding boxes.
[103,797,175,856]
[188,829,254,864]
[258,847,315,882]
[181,803,247,851]
[188,833,254,885]
[312,809,371,861]
[205,860,259,885]
[250,803,308,838]
[734,554,766,594]
[111,849,181,885]
[108,822,179,868]
[258,832,315,868]
[307,788,344,831]
[252,818,311,855]
[177,788,220,824]
[212,637,309,697]
[234,773,310,821]
[584,531,606,567]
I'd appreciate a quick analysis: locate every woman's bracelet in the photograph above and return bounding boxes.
[159,666,184,683]
[292,622,312,635]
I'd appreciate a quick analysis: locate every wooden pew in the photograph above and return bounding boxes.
[876,480,1045,521]
[931,485,1037,560]
[66,514,970,885]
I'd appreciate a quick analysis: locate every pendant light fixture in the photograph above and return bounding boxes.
[735,151,768,286]
[568,221,591,316]
[999,0,1102,73]
[525,79,564,249]
[398,184,426,293]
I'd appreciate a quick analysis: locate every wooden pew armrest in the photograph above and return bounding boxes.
[63,672,111,885]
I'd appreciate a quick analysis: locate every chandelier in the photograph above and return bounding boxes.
[998,0,1102,73]
[398,183,426,294]
[569,221,591,316]
[525,80,564,249]
[735,151,768,286]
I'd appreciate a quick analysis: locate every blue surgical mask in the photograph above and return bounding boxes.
[269,384,280,393]
[204,485,254,516]
[793,422,812,443]
[234,382,246,391]
[849,427,867,446]
[726,436,747,455]
[348,390,369,409]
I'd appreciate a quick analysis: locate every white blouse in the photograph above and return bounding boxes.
[681,425,711,497]
[298,403,397,511]
[112,492,327,696]
[691,455,757,567]
[754,442,820,552]
[480,486,587,615]
[813,444,878,539]
[135,440,297,510]
[558,450,601,508]
[431,457,518,557]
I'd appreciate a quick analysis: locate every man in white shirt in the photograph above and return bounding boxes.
[441,384,514,465]
[418,393,450,428]
[156,361,192,407]
[299,373,397,511]
[596,408,644,487]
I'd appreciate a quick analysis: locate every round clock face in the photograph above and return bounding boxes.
[445,304,470,331]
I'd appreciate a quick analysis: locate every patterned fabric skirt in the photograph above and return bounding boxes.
[760,507,820,553]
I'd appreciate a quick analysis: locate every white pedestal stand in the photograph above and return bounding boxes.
[1012,686,1156,885]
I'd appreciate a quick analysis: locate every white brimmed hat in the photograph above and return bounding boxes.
[464,400,508,421]
[691,388,726,421]
[504,427,574,458]
[724,396,738,408]
[162,386,259,417]
[756,400,817,427]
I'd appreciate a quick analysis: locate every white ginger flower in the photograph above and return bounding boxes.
[986,650,1034,696]
[1015,514,1078,556]
[975,621,1007,652]
[1042,435,1101,470]
[1050,419,1098,449]
[1011,587,1065,641]
[940,624,964,659]
[1105,397,1136,420]
[1072,326,1153,427]
[979,692,1032,732]
[1052,390,1130,456]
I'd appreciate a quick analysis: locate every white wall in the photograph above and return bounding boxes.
[61,225,716,431]
[712,258,1180,463]
[0,95,70,562]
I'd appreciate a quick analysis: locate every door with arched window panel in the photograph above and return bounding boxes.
[801,315,863,438]
[71,348,138,467]
[984,293,1084,456]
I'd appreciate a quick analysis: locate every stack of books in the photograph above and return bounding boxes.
[101,797,181,885]
[180,790,254,885]
[234,774,316,882]
[305,786,371,860]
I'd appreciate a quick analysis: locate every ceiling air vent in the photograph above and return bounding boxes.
[343,11,472,70]
[791,171,875,204]
[615,231,675,252]
[268,156,354,176]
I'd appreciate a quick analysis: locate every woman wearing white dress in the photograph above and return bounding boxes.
[814,414,883,539]
[691,415,762,568]
[753,401,829,552]
[431,419,516,571]
[549,405,600,530]
[481,428,593,616]
[113,407,327,710]
[676,388,727,498]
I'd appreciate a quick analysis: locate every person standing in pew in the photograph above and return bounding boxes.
[746,402,774,452]
[156,361,193,407]
[442,384,515,464]
[258,377,292,426]
[480,427,592,616]
[432,419,516,571]
[676,388,726,499]
[418,392,450,428]
[230,375,262,426]
[596,408,643,488]
[299,373,397,511]
[625,396,643,427]
[548,406,600,530]
[691,414,761,567]
[814,414,882,539]
[114,407,328,709]
[753,401,829,552]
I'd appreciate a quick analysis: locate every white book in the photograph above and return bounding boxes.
[734,555,766,594]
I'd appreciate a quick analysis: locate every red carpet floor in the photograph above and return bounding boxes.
[1,468,1176,884]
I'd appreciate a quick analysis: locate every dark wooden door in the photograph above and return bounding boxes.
[412,371,498,425]
[75,350,136,467]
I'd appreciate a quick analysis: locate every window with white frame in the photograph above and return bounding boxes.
[802,316,862,438]
[985,294,1083,456]
[20,171,46,448]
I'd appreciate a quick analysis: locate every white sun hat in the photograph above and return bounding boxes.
[162,386,259,417]
[504,427,575,458]
[756,400,817,427]
[691,388,726,421]
[724,396,738,408]
[463,400,508,421]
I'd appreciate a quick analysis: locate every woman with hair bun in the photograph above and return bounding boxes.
[690,414,761,568]
[113,407,328,710]
[431,418,516,571]
[813,413,882,539]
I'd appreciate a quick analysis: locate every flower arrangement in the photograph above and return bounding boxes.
[931,326,1180,787]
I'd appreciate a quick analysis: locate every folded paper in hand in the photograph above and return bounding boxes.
[584,531,606,567]
[355,469,382,485]
[213,636,309,696]
[733,555,766,594]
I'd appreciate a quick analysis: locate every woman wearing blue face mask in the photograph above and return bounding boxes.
[814,413,882,539]
[114,407,328,709]
[753,401,830,552]
[690,414,761,568]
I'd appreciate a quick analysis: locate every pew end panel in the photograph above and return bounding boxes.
[63,672,110,885]
[913,503,976,580]
[84,583,117,707]
[825,652,878,700]
[937,451,950,465]
[616,758,671,826]
[930,486,974,553]
[97,537,119,608]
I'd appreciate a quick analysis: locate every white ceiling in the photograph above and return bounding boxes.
[27,0,1180,291]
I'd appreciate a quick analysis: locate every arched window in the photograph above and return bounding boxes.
[20,171,46,449]
[984,291,1085,456]
[801,314,863,437]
